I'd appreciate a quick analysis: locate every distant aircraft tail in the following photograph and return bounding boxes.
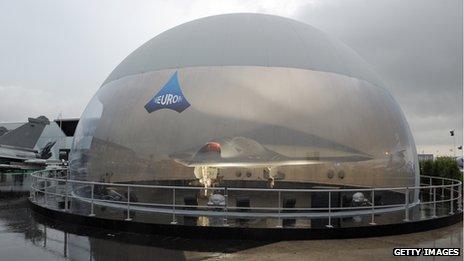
[0,126,8,136]
[0,116,50,149]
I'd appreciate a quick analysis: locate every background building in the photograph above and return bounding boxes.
[418,154,434,161]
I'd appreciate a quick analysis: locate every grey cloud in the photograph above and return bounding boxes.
[295,0,463,151]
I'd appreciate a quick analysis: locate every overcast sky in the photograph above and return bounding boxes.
[0,0,462,155]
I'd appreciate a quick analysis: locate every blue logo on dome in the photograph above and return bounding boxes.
[145,72,191,113]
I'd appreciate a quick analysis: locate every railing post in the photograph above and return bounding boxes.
[276,190,282,228]
[223,187,229,226]
[89,184,95,217]
[44,179,48,206]
[429,177,433,195]
[29,176,34,202]
[441,179,445,198]
[458,183,462,212]
[50,170,56,202]
[64,177,69,212]
[432,187,437,218]
[369,189,376,225]
[449,184,455,215]
[35,176,38,203]
[33,175,37,203]
[404,187,409,222]
[170,188,177,224]
[326,191,333,228]
[125,186,132,221]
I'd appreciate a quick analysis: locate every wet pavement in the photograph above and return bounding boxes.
[0,196,462,261]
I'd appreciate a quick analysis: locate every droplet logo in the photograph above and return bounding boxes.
[145,72,191,113]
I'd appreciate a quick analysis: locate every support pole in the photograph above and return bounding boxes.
[89,184,95,216]
[44,180,48,206]
[171,188,177,224]
[458,183,462,212]
[449,185,455,215]
[404,187,409,222]
[276,190,282,228]
[125,186,132,221]
[326,191,333,228]
[30,176,35,202]
[369,189,376,225]
[64,178,69,211]
[432,187,437,218]
[441,179,445,198]
[223,187,229,226]
[429,177,433,195]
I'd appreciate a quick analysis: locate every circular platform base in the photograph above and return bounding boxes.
[28,200,462,240]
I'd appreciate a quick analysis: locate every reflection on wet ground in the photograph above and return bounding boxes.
[0,196,462,261]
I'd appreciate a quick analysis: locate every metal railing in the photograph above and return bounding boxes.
[29,168,463,228]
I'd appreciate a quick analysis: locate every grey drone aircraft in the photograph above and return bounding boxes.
[170,136,372,189]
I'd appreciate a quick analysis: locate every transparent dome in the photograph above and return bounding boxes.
[70,13,419,192]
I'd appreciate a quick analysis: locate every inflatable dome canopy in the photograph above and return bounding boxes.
[71,13,419,192]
